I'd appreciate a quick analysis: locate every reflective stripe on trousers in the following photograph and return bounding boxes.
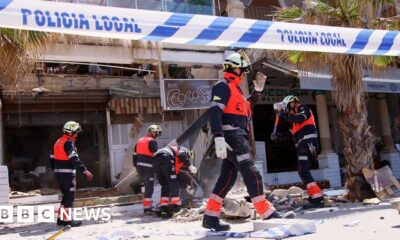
[251,195,276,219]
[205,193,223,217]
[54,169,76,174]
[307,182,323,199]
[143,197,152,209]
[137,162,153,168]
[159,197,169,206]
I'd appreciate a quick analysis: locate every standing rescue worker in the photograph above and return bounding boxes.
[202,51,289,231]
[274,95,324,208]
[50,121,93,227]
[153,145,197,218]
[133,124,161,215]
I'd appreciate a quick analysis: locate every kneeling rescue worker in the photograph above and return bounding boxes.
[202,50,294,231]
[50,121,93,227]
[153,145,197,218]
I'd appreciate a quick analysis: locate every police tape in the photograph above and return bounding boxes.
[0,0,399,56]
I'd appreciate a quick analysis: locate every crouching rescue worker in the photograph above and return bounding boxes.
[274,95,324,209]
[202,50,293,232]
[50,121,93,227]
[133,124,161,215]
[153,145,197,218]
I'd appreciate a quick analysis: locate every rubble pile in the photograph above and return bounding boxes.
[172,207,205,222]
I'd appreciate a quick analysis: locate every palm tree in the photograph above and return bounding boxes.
[0,29,54,88]
[274,0,399,201]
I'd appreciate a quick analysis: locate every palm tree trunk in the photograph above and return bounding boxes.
[339,102,376,201]
[330,55,376,201]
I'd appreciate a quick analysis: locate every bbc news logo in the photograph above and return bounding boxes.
[0,206,111,223]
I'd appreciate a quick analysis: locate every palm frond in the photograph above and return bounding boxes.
[275,6,304,22]
[372,55,396,68]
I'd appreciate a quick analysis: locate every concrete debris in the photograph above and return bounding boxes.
[389,197,400,214]
[96,230,140,240]
[271,189,289,198]
[343,220,360,227]
[268,194,303,212]
[324,189,348,197]
[226,188,250,200]
[362,197,381,205]
[223,198,252,218]
[287,186,304,196]
[172,207,205,222]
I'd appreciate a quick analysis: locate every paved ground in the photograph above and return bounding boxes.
[1,202,399,240]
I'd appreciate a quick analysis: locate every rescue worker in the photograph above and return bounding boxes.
[50,121,93,227]
[153,145,197,218]
[133,124,161,215]
[273,95,324,208]
[202,50,289,231]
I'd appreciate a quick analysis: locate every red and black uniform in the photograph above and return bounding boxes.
[133,135,158,210]
[280,104,323,201]
[153,146,191,210]
[205,72,277,220]
[50,134,87,209]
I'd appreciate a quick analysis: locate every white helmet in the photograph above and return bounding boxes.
[148,124,162,137]
[282,95,299,110]
[179,146,194,160]
[223,50,251,73]
[63,121,82,134]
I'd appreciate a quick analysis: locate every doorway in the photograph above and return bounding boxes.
[253,104,320,173]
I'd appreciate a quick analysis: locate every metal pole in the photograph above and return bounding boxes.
[158,61,165,109]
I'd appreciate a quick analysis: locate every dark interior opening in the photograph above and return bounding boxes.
[253,104,320,173]
[5,125,102,192]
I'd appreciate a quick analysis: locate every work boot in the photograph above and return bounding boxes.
[170,204,181,216]
[157,206,172,219]
[144,207,156,216]
[302,197,325,209]
[264,210,296,220]
[202,214,230,231]
[59,220,82,227]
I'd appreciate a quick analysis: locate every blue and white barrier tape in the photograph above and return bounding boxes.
[0,0,399,56]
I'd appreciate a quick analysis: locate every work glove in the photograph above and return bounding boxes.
[270,133,285,141]
[270,133,279,141]
[253,72,267,92]
[83,170,93,181]
[188,165,198,175]
[273,102,284,112]
[214,137,232,159]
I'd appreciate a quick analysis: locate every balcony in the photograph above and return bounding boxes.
[53,0,215,15]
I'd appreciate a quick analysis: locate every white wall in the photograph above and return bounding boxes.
[0,166,9,205]
[108,120,183,184]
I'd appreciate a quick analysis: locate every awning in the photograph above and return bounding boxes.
[262,61,400,93]
[298,67,400,93]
